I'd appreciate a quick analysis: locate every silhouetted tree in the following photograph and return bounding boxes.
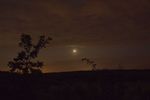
[81,57,97,71]
[8,33,52,74]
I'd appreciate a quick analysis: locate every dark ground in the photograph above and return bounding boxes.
[0,70,150,100]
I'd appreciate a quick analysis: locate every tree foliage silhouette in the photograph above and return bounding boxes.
[82,57,97,71]
[8,33,52,74]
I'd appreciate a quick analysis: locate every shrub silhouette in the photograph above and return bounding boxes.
[82,57,97,71]
[8,33,52,74]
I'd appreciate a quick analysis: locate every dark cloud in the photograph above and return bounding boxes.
[0,0,150,72]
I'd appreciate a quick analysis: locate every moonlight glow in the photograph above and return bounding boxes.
[73,49,77,53]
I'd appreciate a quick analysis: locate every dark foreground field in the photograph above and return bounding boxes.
[0,70,150,100]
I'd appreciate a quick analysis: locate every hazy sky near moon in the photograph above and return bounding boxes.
[0,0,150,72]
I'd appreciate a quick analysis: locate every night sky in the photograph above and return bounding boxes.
[0,0,150,72]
